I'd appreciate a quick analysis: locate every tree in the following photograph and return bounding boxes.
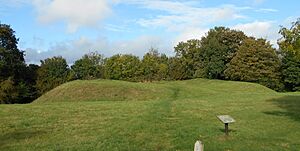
[71,52,104,80]
[22,64,40,102]
[174,39,201,79]
[0,23,35,104]
[104,54,141,81]
[0,77,18,104]
[141,48,168,81]
[166,57,187,80]
[225,38,283,90]
[199,36,227,79]
[157,54,169,80]
[199,27,247,79]
[278,18,300,91]
[36,56,70,95]
[0,23,25,81]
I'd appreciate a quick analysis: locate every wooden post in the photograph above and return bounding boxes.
[225,123,229,136]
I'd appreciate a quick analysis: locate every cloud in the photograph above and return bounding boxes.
[24,0,281,64]
[174,27,208,44]
[24,35,173,64]
[255,8,278,13]
[104,24,130,32]
[123,1,254,46]
[25,36,109,64]
[0,0,30,7]
[253,0,266,5]
[135,2,246,31]
[232,21,280,46]
[32,0,112,33]
[14,0,283,63]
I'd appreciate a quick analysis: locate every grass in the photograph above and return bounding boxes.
[1,79,300,150]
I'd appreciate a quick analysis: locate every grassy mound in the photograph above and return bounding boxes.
[2,79,299,150]
[35,78,276,103]
[34,80,173,103]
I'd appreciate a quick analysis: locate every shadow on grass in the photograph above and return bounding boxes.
[219,128,237,133]
[0,130,46,148]
[264,95,300,122]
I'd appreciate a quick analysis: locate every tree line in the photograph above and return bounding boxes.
[1,18,299,104]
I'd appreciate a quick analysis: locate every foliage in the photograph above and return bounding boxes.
[141,48,168,81]
[225,38,283,90]
[21,64,40,102]
[281,53,300,91]
[71,52,104,80]
[198,27,247,79]
[166,57,188,80]
[36,56,70,95]
[0,23,38,103]
[0,77,18,104]
[0,24,25,81]
[278,18,300,91]
[199,35,227,79]
[278,18,300,59]
[104,54,141,81]
[174,39,201,79]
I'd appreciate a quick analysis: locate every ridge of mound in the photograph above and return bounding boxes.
[34,80,172,103]
[34,79,277,103]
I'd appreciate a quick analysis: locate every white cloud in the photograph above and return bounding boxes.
[104,24,130,32]
[124,1,250,45]
[25,36,111,64]
[255,8,278,13]
[233,21,272,38]
[0,0,30,7]
[174,27,208,45]
[11,0,284,63]
[24,35,173,64]
[232,21,280,47]
[135,2,246,31]
[32,0,112,33]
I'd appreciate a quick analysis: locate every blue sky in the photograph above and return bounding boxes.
[0,0,299,64]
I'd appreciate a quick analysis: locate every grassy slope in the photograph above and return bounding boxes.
[1,79,300,151]
[34,80,173,103]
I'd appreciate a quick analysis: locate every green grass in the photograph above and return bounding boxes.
[1,79,300,150]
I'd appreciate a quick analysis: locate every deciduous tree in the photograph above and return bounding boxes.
[278,18,300,91]
[36,56,70,94]
[225,38,283,90]
[71,52,104,80]
[174,39,201,79]
[141,48,168,81]
[0,23,35,103]
[199,27,247,79]
[104,54,141,81]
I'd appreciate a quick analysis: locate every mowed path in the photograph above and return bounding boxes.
[1,79,300,150]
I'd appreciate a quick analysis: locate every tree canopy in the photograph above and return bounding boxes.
[278,18,300,91]
[225,38,282,90]
[104,54,141,81]
[141,48,168,81]
[71,52,104,80]
[36,56,70,95]
[198,27,247,79]
[0,23,35,103]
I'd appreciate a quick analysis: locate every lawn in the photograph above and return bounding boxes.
[1,79,300,150]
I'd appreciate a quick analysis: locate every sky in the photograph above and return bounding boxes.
[0,0,299,64]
